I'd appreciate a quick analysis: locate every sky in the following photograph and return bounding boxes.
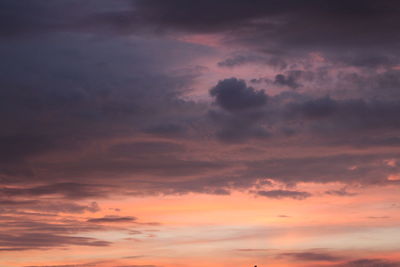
[1,0,400,266]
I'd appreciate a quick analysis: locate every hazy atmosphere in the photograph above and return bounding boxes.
[1,1,400,266]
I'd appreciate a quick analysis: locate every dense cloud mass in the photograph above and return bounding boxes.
[1,0,400,262]
[1,0,400,204]
[210,78,268,111]
[256,190,311,200]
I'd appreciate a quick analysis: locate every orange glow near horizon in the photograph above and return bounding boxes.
[3,184,400,266]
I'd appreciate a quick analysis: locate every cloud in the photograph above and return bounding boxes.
[208,78,270,142]
[0,183,109,199]
[325,188,357,197]
[334,259,400,267]
[0,233,110,251]
[24,260,108,267]
[0,209,155,251]
[210,78,267,111]
[129,0,400,66]
[0,22,219,198]
[25,263,98,267]
[3,0,400,69]
[286,97,400,130]
[256,190,311,200]
[87,216,137,223]
[274,73,302,89]
[243,153,400,184]
[1,0,400,204]
[144,123,186,136]
[217,54,287,69]
[280,251,342,262]
[0,199,100,214]
[109,141,185,157]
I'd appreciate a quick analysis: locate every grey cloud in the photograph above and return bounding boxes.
[208,109,270,143]
[0,183,109,199]
[0,199,100,214]
[0,19,214,195]
[209,78,269,142]
[3,0,400,68]
[256,190,311,200]
[325,188,357,197]
[210,78,267,111]
[109,141,185,157]
[0,233,110,251]
[0,210,154,251]
[334,259,400,267]
[144,123,186,136]
[25,264,97,267]
[287,96,338,120]
[2,0,400,204]
[217,54,287,69]
[285,96,400,134]
[274,73,302,89]
[87,216,137,223]
[280,251,342,262]
[129,0,400,66]
[244,153,400,184]
[208,77,400,143]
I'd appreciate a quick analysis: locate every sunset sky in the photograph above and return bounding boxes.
[2,1,400,266]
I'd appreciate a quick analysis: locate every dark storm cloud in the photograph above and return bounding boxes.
[256,190,311,200]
